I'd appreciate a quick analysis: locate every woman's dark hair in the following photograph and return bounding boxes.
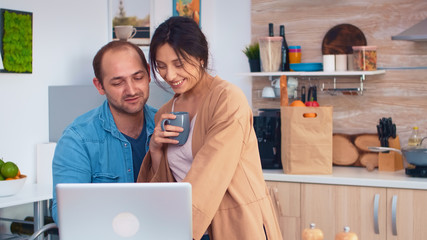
[92,41,148,87]
[149,16,209,83]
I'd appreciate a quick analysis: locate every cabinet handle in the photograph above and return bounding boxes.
[392,195,398,236]
[268,186,282,217]
[272,187,282,216]
[374,194,380,234]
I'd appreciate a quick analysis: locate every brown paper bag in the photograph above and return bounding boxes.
[281,106,333,174]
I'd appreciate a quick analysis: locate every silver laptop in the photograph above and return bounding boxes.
[56,182,192,240]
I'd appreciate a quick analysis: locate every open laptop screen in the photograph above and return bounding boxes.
[56,182,192,240]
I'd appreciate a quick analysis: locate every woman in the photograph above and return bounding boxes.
[137,16,282,240]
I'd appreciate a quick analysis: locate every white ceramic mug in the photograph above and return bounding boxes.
[262,86,276,98]
[114,25,137,40]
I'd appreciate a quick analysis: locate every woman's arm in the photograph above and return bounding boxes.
[184,84,253,238]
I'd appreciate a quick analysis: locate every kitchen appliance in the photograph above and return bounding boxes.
[253,109,282,169]
[392,18,427,41]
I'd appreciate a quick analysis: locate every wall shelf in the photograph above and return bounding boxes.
[242,70,386,95]
[239,70,385,78]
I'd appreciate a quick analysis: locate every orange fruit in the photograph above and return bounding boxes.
[1,162,19,178]
[303,113,317,118]
[289,100,306,107]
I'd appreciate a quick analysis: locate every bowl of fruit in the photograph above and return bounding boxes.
[0,158,26,197]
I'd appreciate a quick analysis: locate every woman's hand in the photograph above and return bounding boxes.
[149,113,184,169]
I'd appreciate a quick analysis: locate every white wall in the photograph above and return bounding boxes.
[0,0,111,232]
[203,0,252,105]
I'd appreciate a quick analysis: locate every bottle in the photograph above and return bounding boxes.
[268,23,274,36]
[280,25,290,71]
[408,126,421,146]
[10,216,57,236]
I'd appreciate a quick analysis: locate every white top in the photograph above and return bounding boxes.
[167,98,196,182]
[168,116,196,182]
[263,166,427,190]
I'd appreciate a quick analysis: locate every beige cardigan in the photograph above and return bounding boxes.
[138,76,282,240]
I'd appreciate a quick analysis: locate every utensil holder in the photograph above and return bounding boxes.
[378,136,403,171]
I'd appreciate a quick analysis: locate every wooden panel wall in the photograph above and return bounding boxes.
[251,0,427,145]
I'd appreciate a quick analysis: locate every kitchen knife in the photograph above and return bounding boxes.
[312,85,317,101]
[307,86,313,102]
[301,86,306,103]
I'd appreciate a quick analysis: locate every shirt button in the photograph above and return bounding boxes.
[128,169,131,172]
[124,143,128,147]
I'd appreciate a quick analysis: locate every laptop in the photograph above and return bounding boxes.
[56,182,192,240]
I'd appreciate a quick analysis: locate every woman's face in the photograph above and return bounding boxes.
[155,43,202,94]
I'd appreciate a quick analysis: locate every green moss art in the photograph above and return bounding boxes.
[1,9,33,73]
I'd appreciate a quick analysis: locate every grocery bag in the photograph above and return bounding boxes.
[281,106,333,174]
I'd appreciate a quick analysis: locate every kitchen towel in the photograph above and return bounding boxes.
[281,106,333,174]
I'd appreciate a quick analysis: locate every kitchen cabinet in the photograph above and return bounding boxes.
[266,181,427,240]
[386,188,427,239]
[266,181,301,240]
[301,184,387,240]
[264,167,427,240]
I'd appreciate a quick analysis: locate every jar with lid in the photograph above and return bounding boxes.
[352,46,377,71]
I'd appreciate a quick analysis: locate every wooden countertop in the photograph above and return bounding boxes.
[263,166,427,190]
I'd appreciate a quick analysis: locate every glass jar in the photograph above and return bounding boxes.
[352,46,377,71]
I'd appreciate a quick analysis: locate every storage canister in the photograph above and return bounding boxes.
[289,45,301,64]
[259,36,283,72]
[352,46,377,71]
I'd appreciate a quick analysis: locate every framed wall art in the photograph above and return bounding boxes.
[109,0,151,46]
[173,0,201,27]
[0,9,33,73]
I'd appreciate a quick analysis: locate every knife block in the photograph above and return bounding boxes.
[378,136,404,171]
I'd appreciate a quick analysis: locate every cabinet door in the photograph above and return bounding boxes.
[266,181,301,240]
[301,183,387,240]
[387,188,427,240]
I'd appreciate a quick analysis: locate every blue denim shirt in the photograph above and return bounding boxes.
[51,100,157,223]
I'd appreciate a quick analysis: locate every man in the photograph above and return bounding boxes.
[51,41,156,223]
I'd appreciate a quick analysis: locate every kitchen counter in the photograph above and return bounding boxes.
[263,166,427,190]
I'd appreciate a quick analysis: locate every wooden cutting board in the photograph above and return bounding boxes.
[322,24,367,54]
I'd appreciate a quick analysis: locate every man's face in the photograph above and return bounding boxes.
[94,47,150,116]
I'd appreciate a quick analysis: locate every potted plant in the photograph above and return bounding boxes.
[243,42,261,72]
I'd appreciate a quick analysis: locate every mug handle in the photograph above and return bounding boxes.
[130,27,137,39]
[161,119,169,131]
